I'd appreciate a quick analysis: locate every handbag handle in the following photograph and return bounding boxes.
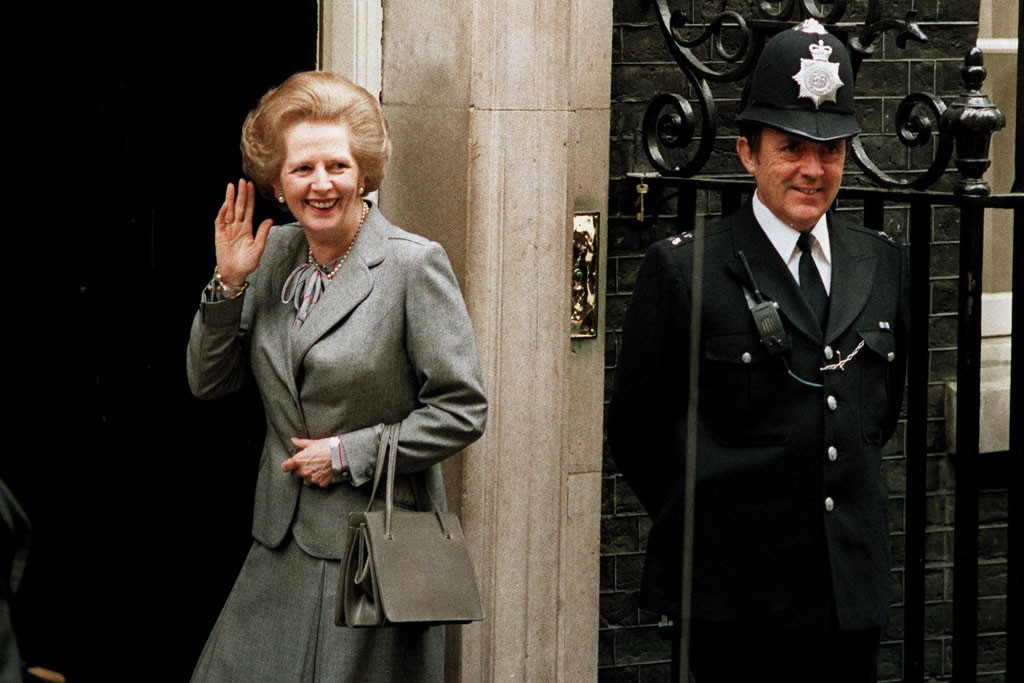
[363,422,400,513]
[362,422,456,541]
[383,422,401,538]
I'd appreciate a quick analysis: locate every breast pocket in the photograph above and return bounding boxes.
[856,328,896,444]
[702,333,788,446]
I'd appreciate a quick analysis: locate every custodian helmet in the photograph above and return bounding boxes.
[737,18,860,142]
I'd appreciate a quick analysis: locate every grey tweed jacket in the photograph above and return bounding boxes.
[187,204,487,559]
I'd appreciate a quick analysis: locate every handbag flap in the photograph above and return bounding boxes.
[363,509,484,624]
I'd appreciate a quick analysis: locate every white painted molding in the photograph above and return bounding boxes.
[946,292,1014,454]
[982,292,1013,338]
[977,38,1019,53]
[319,0,384,98]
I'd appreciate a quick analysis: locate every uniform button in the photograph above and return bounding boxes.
[825,497,835,512]
[886,351,896,362]
[827,395,838,411]
[365,465,375,478]
[741,352,752,364]
[824,345,834,360]
[827,446,838,462]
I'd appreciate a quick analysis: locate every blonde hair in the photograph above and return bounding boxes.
[240,71,391,196]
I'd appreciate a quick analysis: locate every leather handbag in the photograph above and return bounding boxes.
[336,422,484,627]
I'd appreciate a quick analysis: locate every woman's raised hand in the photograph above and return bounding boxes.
[214,179,274,285]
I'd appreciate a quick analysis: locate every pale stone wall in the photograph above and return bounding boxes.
[324,1,614,680]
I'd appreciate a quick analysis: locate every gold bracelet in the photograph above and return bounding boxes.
[213,266,249,299]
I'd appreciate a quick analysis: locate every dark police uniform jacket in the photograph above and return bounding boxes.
[609,200,909,632]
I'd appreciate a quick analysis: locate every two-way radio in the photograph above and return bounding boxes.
[737,250,824,388]
[738,251,790,356]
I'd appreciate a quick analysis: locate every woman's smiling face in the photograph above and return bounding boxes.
[276,120,365,241]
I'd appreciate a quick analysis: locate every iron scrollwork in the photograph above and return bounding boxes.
[640,1,751,175]
[850,92,954,191]
[642,88,717,176]
[635,0,1002,193]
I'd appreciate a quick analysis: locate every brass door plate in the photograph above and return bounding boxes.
[571,212,599,339]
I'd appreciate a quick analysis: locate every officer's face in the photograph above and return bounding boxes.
[737,128,846,232]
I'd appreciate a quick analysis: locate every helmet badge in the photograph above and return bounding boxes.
[792,36,844,109]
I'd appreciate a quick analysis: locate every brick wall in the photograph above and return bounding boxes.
[601,1,1011,680]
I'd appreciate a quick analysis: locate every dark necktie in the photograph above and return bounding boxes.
[797,232,828,331]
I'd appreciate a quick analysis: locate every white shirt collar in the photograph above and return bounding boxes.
[751,190,831,267]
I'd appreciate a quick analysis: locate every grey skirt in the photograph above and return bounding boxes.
[191,534,444,682]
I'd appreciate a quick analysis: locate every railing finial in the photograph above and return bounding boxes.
[941,47,1006,197]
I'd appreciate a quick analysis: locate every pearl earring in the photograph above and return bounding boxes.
[277,191,285,204]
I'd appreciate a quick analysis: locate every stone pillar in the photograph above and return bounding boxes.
[356,1,612,680]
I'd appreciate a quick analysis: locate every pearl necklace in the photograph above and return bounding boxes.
[281,200,371,326]
[309,200,370,279]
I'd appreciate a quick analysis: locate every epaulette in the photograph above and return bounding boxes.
[666,231,694,247]
[836,219,902,249]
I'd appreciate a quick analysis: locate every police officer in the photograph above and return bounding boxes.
[609,19,909,682]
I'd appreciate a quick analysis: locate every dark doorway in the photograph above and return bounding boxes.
[4,2,317,680]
